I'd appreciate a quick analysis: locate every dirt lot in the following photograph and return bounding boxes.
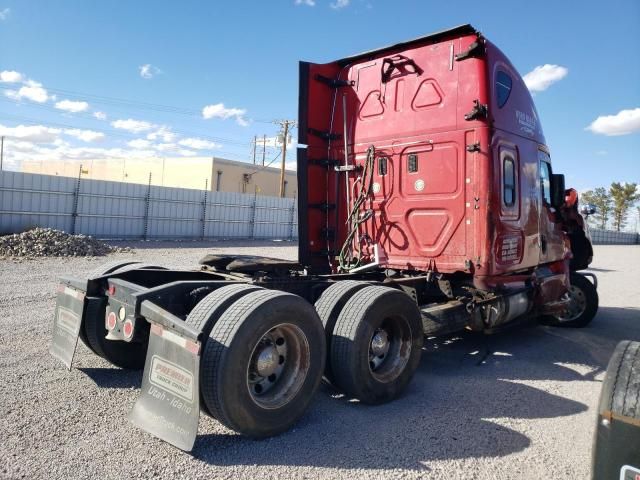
[1,242,638,480]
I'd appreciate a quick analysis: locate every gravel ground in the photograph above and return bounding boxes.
[1,242,638,480]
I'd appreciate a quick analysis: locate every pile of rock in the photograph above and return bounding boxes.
[0,228,129,257]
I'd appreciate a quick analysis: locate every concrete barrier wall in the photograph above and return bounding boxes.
[0,170,298,240]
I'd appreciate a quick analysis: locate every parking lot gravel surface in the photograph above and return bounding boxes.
[1,241,638,480]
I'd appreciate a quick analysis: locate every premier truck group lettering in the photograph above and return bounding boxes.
[149,356,194,403]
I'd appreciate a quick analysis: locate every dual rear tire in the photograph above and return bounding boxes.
[186,285,326,438]
[315,282,424,404]
[186,281,424,438]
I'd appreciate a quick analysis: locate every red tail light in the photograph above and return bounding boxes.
[123,319,134,339]
[106,311,117,330]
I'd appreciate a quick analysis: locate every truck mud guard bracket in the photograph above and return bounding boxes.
[132,280,245,316]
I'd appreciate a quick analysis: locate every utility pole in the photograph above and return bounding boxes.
[0,136,4,171]
[252,135,257,164]
[262,134,266,166]
[277,120,296,198]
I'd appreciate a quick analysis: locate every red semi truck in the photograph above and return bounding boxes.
[50,24,598,451]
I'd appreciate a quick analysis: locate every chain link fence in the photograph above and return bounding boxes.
[0,171,298,240]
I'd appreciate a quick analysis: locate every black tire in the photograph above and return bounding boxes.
[599,340,640,419]
[83,263,166,369]
[84,297,147,369]
[184,283,263,417]
[542,272,599,328]
[592,341,640,478]
[88,260,141,279]
[330,285,423,404]
[200,289,326,438]
[314,280,370,381]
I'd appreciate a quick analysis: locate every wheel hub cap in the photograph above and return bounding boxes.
[246,324,310,409]
[370,330,390,357]
[558,285,587,321]
[256,345,279,377]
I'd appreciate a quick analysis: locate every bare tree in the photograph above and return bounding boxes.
[581,187,612,229]
[609,182,640,232]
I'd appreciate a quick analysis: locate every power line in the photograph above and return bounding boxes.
[0,113,255,162]
[0,84,277,124]
[0,97,253,147]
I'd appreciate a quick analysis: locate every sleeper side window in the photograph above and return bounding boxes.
[503,155,516,207]
[496,71,512,108]
[540,160,552,205]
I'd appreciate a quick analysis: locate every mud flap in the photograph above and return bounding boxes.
[128,301,202,451]
[49,284,86,369]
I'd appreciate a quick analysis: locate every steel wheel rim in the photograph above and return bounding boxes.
[368,316,412,383]
[557,285,587,322]
[246,323,310,409]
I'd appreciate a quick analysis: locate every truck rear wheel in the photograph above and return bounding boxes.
[546,272,598,328]
[330,285,423,404]
[184,283,263,418]
[314,280,369,381]
[200,289,326,438]
[592,340,640,478]
[84,262,165,369]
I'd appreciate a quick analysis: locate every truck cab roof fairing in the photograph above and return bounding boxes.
[334,24,478,66]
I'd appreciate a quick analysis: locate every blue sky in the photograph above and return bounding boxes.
[0,0,638,192]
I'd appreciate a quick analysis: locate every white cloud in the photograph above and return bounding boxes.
[127,139,153,149]
[155,143,178,152]
[139,64,161,79]
[178,137,220,150]
[0,123,104,145]
[586,108,640,136]
[64,129,105,142]
[177,149,197,157]
[330,0,349,8]
[93,111,107,120]
[111,118,155,133]
[0,124,60,143]
[55,99,90,113]
[6,80,48,103]
[202,103,248,126]
[0,70,23,83]
[295,0,315,5]
[147,126,175,142]
[523,64,568,92]
[0,8,9,20]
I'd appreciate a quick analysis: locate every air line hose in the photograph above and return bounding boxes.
[338,145,375,271]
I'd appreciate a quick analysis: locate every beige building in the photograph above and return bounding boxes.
[21,156,298,198]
